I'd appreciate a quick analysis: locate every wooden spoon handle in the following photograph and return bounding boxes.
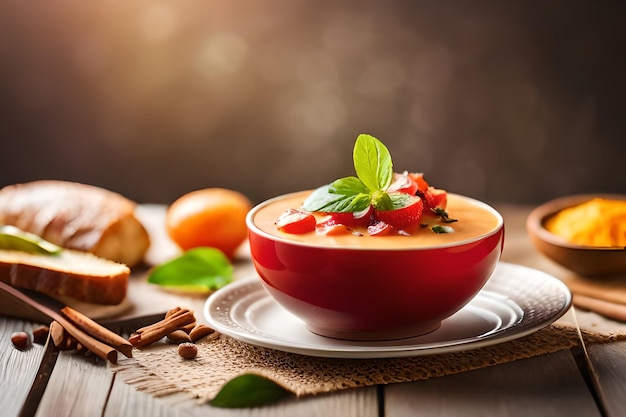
[0,280,62,323]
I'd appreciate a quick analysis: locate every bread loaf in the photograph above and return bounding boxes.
[0,180,150,267]
[0,249,129,305]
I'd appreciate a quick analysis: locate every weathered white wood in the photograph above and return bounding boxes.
[587,340,626,417]
[0,318,46,417]
[105,379,379,417]
[384,350,601,417]
[35,350,113,417]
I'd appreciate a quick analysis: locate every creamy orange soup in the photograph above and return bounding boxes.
[251,191,502,249]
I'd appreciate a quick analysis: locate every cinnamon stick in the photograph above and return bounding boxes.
[61,306,133,358]
[0,280,117,362]
[167,307,196,333]
[573,294,626,322]
[165,306,184,318]
[57,316,118,363]
[129,308,196,347]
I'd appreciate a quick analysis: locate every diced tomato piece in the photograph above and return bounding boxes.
[367,221,393,236]
[328,207,373,227]
[407,172,430,193]
[374,195,424,230]
[316,220,351,236]
[276,209,316,234]
[423,187,448,216]
[388,172,418,195]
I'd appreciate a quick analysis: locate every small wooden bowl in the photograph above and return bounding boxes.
[526,194,626,277]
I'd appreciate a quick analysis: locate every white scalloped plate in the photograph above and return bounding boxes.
[204,262,571,358]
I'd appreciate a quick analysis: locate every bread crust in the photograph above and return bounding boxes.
[0,249,129,305]
[0,180,150,267]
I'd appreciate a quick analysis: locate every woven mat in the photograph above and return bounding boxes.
[109,322,625,404]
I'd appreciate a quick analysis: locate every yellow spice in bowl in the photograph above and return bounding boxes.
[544,198,626,248]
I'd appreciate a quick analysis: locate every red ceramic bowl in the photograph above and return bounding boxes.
[246,191,505,341]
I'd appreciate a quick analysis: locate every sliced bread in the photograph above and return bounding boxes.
[0,249,129,305]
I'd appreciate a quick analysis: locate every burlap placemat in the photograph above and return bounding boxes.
[110,322,625,404]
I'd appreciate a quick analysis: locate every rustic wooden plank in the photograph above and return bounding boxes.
[586,340,626,417]
[105,378,379,417]
[384,350,601,417]
[0,318,47,417]
[3,315,379,417]
[34,351,113,417]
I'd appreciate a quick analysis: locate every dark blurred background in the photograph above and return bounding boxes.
[1,1,625,205]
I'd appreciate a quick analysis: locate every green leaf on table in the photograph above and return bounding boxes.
[147,247,233,292]
[210,373,290,408]
[0,225,62,255]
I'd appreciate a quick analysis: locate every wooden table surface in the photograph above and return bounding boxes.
[2,204,626,417]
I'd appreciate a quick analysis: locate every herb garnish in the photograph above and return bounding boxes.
[431,207,458,223]
[303,134,409,213]
[432,225,455,234]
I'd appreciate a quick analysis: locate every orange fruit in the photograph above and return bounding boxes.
[166,188,253,258]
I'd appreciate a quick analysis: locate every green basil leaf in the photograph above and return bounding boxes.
[353,134,393,192]
[371,191,394,211]
[147,247,233,292]
[302,134,397,214]
[329,192,372,212]
[373,193,419,212]
[388,192,415,209]
[0,225,62,255]
[302,184,342,211]
[210,373,290,408]
[329,176,369,196]
[302,184,371,213]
